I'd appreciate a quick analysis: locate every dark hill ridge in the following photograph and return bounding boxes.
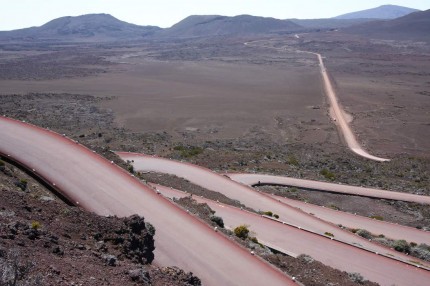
[345,9,430,42]
[335,4,419,19]
[160,15,303,38]
[0,6,427,42]
[290,18,375,29]
[0,13,161,41]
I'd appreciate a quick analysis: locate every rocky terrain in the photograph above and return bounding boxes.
[1,7,429,284]
[0,160,201,285]
[1,91,429,284]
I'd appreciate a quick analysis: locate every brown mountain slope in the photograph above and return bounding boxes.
[0,14,160,42]
[335,4,419,20]
[161,15,303,38]
[344,9,430,41]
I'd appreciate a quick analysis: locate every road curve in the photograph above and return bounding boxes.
[227,173,430,205]
[304,50,390,162]
[117,152,429,267]
[0,116,295,286]
[153,184,430,286]
[267,193,430,245]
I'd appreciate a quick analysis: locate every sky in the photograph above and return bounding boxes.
[0,0,429,31]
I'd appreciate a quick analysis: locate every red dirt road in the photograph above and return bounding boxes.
[117,153,429,268]
[302,50,390,162]
[154,184,430,286]
[0,116,295,286]
[268,194,430,245]
[227,173,430,204]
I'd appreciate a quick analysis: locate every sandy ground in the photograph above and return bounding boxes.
[0,41,338,147]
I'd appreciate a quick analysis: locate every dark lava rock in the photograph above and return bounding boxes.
[103,254,117,266]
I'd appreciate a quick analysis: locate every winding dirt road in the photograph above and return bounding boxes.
[118,152,430,268]
[154,184,430,286]
[268,193,430,245]
[227,173,430,204]
[0,116,295,286]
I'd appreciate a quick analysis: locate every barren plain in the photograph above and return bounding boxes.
[1,29,430,285]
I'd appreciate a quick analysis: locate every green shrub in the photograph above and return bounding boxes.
[370,215,384,221]
[287,155,299,166]
[210,215,224,228]
[174,145,204,158]
[356,229,372,239]
[320,168,335,180]
[273,214,279,219]
[250,237,259,244]
[411,244,430,261]
[234,225,250,240]
[127,165,134,174]
[0,160,5,167]
[393,240,410,254]
[31,221,41,230]
[324,232,334,237]
[262,211,273,217]
[328,204,339,210]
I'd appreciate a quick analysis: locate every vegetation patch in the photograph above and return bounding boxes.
[262,211,273,217]
[369,215,384,221]
[356,229,372,239]
[210,215,224,228]
[328,204,340,211]
[320,168,335,181]
[31,221,41,230]
[234,225,250,240]
[287,155,299,166]
[174,145,204,158]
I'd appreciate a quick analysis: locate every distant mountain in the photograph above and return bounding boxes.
[0,14,161,42]
[345,9,430,42]
[335,5,419,20]
[161,15,302,38]
[290,18,374,29]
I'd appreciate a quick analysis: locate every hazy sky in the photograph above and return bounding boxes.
[1,0,429,31]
